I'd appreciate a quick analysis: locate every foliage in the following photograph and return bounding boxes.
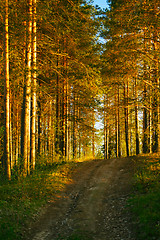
[61,231,93,240]
[129,155,160,239]
[101,0,160,158]
[1,0,102,179]
[0,158,77,240]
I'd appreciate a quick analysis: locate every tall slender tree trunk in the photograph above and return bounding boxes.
[15,103,19,164]
[68,86,71,160]
[117,86,121,157]
[142,83,148,153]
[134,78,140,155]
[115,86,121,158]
[115,91,118,158]
[10,94,13,169]
[22,0,32,176]
[104,95,107,159]
[149,85,152,153]
[3,0,11,180]
[124,83,129,157]
[31,0,36,171]
[55,44,60,154]
[104,95,109,159]
[152,29,160,152]
[127,80,130,156]
[73,92,77,158]
[92,111,95,158]
[63,39,69,159]
[65,79,69,159]
[142,30,149,154]
[78,105,81,158]
[37,99,41,155]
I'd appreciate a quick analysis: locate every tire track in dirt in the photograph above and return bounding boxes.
[27,157,136,240]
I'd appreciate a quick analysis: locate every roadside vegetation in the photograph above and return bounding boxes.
[1,154,160,240]
[0,157,78,240]
[130,154,160,240]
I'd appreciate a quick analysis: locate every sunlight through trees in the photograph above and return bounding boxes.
[0,0,159,179]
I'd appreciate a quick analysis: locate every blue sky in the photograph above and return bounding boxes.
[93,0,108,9]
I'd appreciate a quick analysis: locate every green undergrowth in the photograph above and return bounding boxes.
[129,154,160,240]
[0,157,78,240]
[58,230,93,240]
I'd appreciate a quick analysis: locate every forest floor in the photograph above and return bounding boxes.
[26,157,136,240]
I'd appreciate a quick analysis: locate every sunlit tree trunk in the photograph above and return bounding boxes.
[152,29,160,152]
[104,95,109,159]
[78,106,81,158]
[73,92,77,158]
[22,0,32,176]
[3,0,11,180]
[55,44,60,154]
[63,40,69,159]
[149,84,152,154]
[31,0,36,171]
[134,77,140,155]
[68,86,71,160]
[142,30,148,153]
[115,92,118,158]
[117,86,121,157]
[142,82,148,153]
[65,79,69,159]
[127,80,130,156]
[12,93,17,167]
[15,103,19,164]
[92,111,95,158]
[37,99,42,155]
[115,86,121,158]
[124,83,129,157]
[10,94,13,169]
[48,101,52,156]
[104,96,106,159]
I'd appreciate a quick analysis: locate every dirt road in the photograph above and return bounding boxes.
[28,157,136,240]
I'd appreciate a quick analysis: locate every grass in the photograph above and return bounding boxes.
[58,230,93,240]
[0,158,77,240]
[129,154,160,240]
[2,154,160,240]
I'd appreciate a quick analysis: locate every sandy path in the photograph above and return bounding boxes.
[27,157,136,240]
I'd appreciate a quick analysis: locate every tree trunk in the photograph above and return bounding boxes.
[124,83,129,157]
[149,85,152,153]
[104,96,107,159]
[115,92,118,158]
[73,92,77,158]
[10,95,13,169]
[142,83,148,153]
[117,87,121,157]
[65,79,69,159]
[3,0,11,180]
[15,103,19,164]
[22,0,32,175]
[142,29,149,154]
[134,78,140,155]
[37,99,42,155]
[31,0,36,171]
[92,111,95,158]
[55,45,60,154]
[152,29,159,152]
[115,86,121,158]
[104,95,109,159]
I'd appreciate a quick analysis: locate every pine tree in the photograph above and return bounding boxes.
[3,0,11,180]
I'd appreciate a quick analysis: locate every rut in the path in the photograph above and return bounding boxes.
[27,157,136,240]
